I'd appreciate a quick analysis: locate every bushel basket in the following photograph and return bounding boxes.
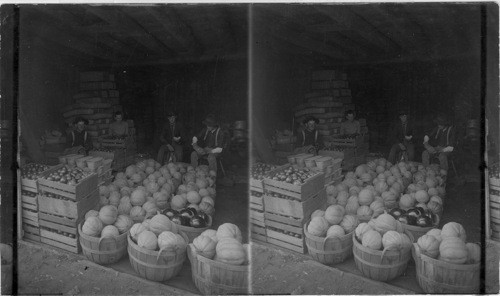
[127,232,188,282]
[187,244,249,295]
[176,216,213,243]
[78,223,128,265]
[352,234,412,282]
[412,243,480,294]
[303,222,353,265]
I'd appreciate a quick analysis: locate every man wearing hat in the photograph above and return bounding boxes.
[67,116,92,154]
[157,110,185,164]
[422,114,456,171]
[190,114,227,173]
[295,115,324,154]
[388,110,415,164]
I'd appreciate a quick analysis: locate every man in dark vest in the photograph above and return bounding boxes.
[422,114,456,171]
[388,110,415,164]
[157,110,185,164]
[294,115,324,154]
[191,114,227,173]
[68,117,92,154]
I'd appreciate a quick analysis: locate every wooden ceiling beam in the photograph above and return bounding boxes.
[255,9,350,60]
[353,5,420,54]
[315,5,400,56]
[22,20,112,62]
[144,6,204,55]
[258,6,371,59]
[83,5,173,56]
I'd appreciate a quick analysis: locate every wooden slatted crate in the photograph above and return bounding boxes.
[38,165,98,201]
[250,164,286,193]
[250,190,267,243]
[38,189,99,253]
[263,165,325,201]
[263,189,326,253]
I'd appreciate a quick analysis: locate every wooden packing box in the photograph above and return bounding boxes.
[89,150,115,160]
[315,156,333,170]
[38,165,98,201]
[38,189,99,225]
[250,193,265,227]
[251,224,267,243]
[250,164,287,193]
[21,178,38,193]
[263,165,325,201]
[263,188,326,221]
[40,224,80,253]
[328,135,364,148]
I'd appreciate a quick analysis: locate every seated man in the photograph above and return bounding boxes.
[422,115,456,171]
[340,110,361,135]
[190,114,227,173]
[157,111,185,164]
[294,115,324,154]
[67,117,92,154]
[108,111,129,137]
[388,110,415,164]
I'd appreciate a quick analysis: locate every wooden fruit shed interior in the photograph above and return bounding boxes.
[251,3,499,167]
[15,4,249,162]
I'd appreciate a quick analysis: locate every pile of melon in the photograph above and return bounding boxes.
[326,158,447,223]
[98,159,216,225]
[307,205,359,238]
[192,223,249,265]
[355,213,412,254]
[82,206,134,239]
[129,212,187,255]
[416,222,480,265]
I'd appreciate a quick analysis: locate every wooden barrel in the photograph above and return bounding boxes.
[78,224,128,265]
[187,244,249,295]
[127,233,188,282]
[352,234,412,282]
[412,243,480,293]
[1,263,12,295]
[176,217,212,243]
[303,223,353,265]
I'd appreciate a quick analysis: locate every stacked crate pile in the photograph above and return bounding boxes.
[62,71,129,148]
[262,163,326,253]
[294,70,369,171]
[249,163,284,243]
[19,163,52,242]
[36,163,99,253]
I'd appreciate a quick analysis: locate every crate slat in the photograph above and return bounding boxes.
[264,212,304,227]
[266,230,306,254]
[40,235,80,253]
[21,194,38,207]
[264,167,325,201]
[23,223,40,235]
[38,189,99,220]
[23,232,41,242]
[263,189,326,220]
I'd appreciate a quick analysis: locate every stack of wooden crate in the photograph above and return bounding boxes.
[263,165,326,253]
[288,153,343,185]
[63,71,124,149]
[59,153,113,185]
[36,165,99,253]
[294,70,355,137]
[19,163,52,243]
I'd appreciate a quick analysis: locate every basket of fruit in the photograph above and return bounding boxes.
[163,207,213,243]
[412,222,480,294]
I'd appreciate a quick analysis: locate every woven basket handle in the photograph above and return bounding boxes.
[323,235,341,246]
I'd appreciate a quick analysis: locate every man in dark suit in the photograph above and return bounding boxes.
[388,110,414,164]
[157,110,185,164]
[422,114,456,171]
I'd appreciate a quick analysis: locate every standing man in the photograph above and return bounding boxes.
[294,115,323,154]
[191,114,226,173]
[388,110,414,163]
[339,110,361,135]
[157,110,185,164]
[422,114,456,171]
